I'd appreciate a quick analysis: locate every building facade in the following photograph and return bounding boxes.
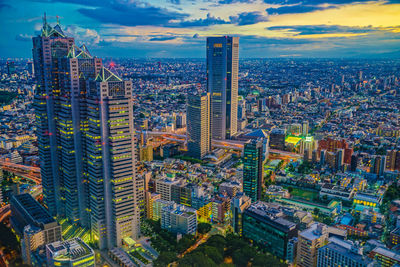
[187,93,211,159]
[243,139,263,202]
[206,36,239,139]
[33,18,139,249]
[242,202,297,259]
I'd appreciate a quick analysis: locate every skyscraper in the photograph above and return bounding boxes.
[243,139,263,202]
[32,16,139,249]
[86,68,139,248]
[207,36,239,140]
[32,16,75,217]
[187,93,211,159]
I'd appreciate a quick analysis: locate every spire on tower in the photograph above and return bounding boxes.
[43,12,47,26]
[56,15,60,24]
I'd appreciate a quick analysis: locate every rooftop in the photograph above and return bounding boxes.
[47,238,93,261]
[12,193,55,225]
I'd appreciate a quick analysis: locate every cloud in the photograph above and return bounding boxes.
[266,25,377,35]
[168,0,180,4]
[266,5,325,15]
[230,11,269,26]
[64,25,100,45]
[78,3,188,27]
[219,0,257,4]
[15,34,32,42]
[176,13,228,27]
[265,0,369,15]
[149,36,177,41]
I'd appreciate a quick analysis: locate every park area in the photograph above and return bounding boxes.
[285,187,319,201]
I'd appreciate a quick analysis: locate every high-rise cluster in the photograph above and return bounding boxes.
[187,36,239,159]
[32,17,139,249]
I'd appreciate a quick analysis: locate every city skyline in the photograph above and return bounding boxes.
[1,2,400,266]
[1,0,400,58]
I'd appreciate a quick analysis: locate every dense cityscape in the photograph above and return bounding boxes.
[0,10,400,267]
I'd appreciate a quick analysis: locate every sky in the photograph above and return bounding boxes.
[1,0,400,58]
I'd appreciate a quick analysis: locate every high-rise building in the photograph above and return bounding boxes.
[207,36,239,139]
[317,238,373,267]
[6,61,16,75]
[243,139,263,202]
[297,223,328,267]
[242,201,297,259]
[32,17,139,249]
[351,153,359,172]
[335,149,344,171]
[187,93,211,159]
[231,193,251,236]
[372,155,386,177]
[269,128,286,151]
[86,68,139,248]
[32,16,75,217]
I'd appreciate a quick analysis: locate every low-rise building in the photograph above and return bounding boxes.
[46,238,95,267]
[161,204,197,235]
[317,237,373,267]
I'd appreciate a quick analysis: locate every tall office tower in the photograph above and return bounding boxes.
[350,153,359,172]
[187,93,211,159]
[6,61,16,75]
[320,150,326,165]
[32,16,75,216]
[297,223,328,267]
[207,36,239,140]
[386,150,400,171]
[243,139,263,202]
[86,68,139,248]
[302,121,309,136]
[33,17,139,249]
[335,149,344,171]
[372,155,386,177]
[57,45,102,226]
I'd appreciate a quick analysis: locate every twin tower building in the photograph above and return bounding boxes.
[187,36,239,159]
[33,18,139,249]
[33,17,238,249]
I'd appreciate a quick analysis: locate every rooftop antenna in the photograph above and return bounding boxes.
[43,12,47,25]
[56,15,60,24]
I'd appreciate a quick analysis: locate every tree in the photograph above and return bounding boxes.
[154,251,176,267]
[204,246,223,264]
[288,186,294,193]
[197,223,212,235]
[178,252,217,267]
[176,235,196,254]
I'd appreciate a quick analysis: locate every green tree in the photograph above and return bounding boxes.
[197,222,212,234]
[204,246,223,264]
[154,251,176,267]
[177,235,196,254]
[178,252,217,267]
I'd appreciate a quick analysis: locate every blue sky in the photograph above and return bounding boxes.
[1,0,400,58]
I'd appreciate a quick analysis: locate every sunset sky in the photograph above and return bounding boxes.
[1,0,400,58]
